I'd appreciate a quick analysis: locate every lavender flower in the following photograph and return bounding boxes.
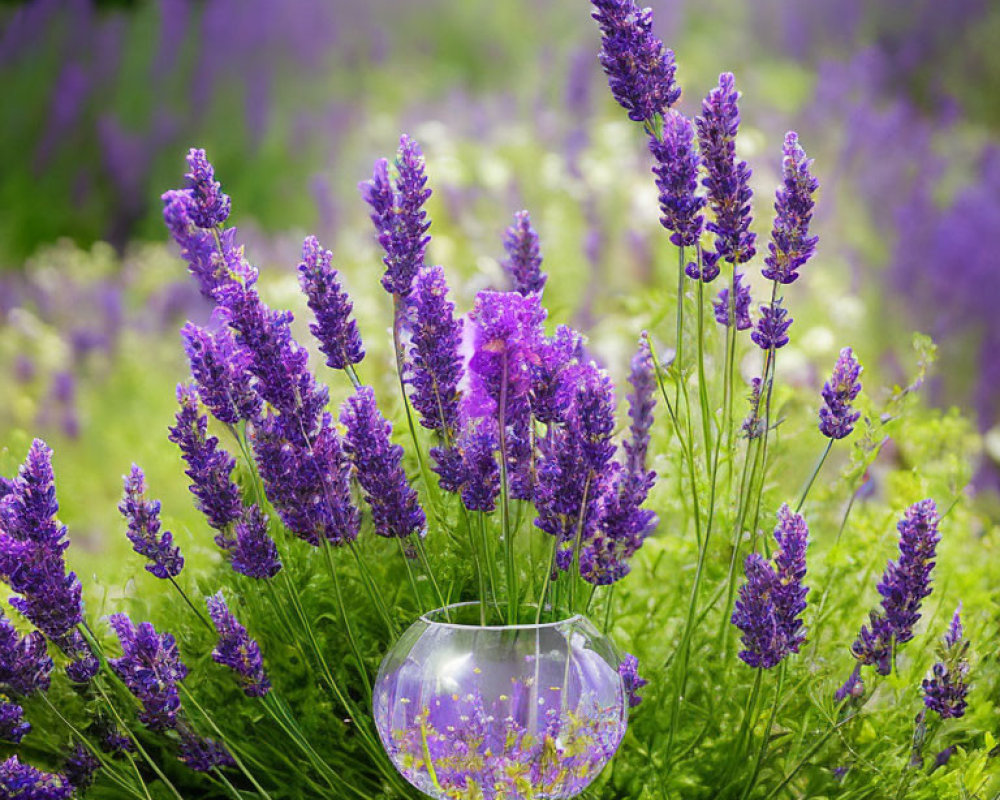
[459,420,500,513]
[360,135,432,297]
[819,347,863,440]
[107,614,188,731]
[741,377,764,440]
[751,301,792,351]
[0,756,73,799]
[207,592,270,698]
[535,364,617,569]
[231,505,282,580]
[696,73,755,280]
[168,384,243,539]
[181,323,261,425]
[161,189,231,299]
[922,606,970,720]
[0,440,83,640]
[0,614,53,697]
[618,653,648,708]
[501,211,547,295]
[714,271,752,330]
[184,148,231,229]
[251,416,359,547]
[341,387,425,540]
[0,702,29,744]
[63,743,99,791]
[650,111,705,248]
[298,235,365,370]
[591,0,679,124]
[409,265,463,439]
[762,132,819,284]
[179,731,235,772]
[119,465,184,580]
[624,337,655,479]
[834,664,865,703]
[467,291,546,419]
[530,326,584,425]
[732,505,809,669]
[851,500,940,675]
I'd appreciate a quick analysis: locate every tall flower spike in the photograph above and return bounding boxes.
[696,73,755,281]
[184,148,231,229]
[161,188,237,300]
[624,336,656,479]
[459,419,501,513]
[119,465,184,580]
[0,702,29,744]
[207,592,270,698]
[340,387,426,539]
[230,505,282,580]
[618,653,648,708]
[63,743,100,791]
[107,614,188,731]
[0,756,73,799]
[851,499,940,675]
[360,134,432,297]
[298,235,365,371]
[923,606,971,720]
[763,132,819,285]
[819,347,863,440]
[501,211,547,295]
[732,505,809,669]
[650,111,705,248]
[751,300,792,351]
[0,439,83,640]
[713,271,752,330]
[181,322,262,425]
[167,384,243,541]
[591,0,679,124]
[0,612,54,697]
[179,731,235,772]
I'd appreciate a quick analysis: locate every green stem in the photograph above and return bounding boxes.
[167,577,213,633]
[675,244,686,412]
[347,541,400,637]
[345,363,362,389]
[695,276,714,461]
[741,662,786,800]
[397,536,425,609]
[322,539,373,698]
[179,684,273,800]
[412,533,448,612]
[795,439,833,513]
[497,354,517,624]
[535,537,559,625]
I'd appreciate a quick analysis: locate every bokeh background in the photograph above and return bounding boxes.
[2,0,999,579]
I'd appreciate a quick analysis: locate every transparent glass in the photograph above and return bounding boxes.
[374,602,627,799]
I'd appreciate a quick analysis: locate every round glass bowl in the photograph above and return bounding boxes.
[373,602,627,799]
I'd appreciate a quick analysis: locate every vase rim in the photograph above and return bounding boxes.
[419,601,586,630]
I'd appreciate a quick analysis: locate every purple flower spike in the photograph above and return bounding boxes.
[714,271,752,330]
[851,500,940,675]
[923,606,970,720]
[161,189,233,300]
[181,322,261,425]
[467,291,547,419]
[459,420,500,513]
[361,135,432,297]
[819,347,863,440]
[732,505,810,669]
[179,731,235,772]
[63,743,100,791]
[696,73,755,276]
[107,614,187,731]
[168,384,243,541]
[184,148,231,229]
[0,612,53,696]
[207,592,270,698]
[0,701,29,743]
[530,326,585,425]
[834,664,865,703]
[618,653,648,708]
[298,235,365,371]
[591,0,679,124]
[231,505,282,580]
[624,337,656,479]
[751,301,792,351]
[763,132,819,285]
[651,111,705,248]
[341,387,426,540]
[409,266,463,437]
[0,439,83,640]
[501,211,547,295]
[120,465,184,581]
[0,756,73,799]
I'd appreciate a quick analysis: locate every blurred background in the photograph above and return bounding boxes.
[1,0,999,574]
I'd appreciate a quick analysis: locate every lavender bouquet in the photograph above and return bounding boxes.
[0,2,993,799]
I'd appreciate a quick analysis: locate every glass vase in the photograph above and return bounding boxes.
[373,602,628,799]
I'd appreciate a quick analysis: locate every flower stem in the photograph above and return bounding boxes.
[740,662,786,800]
[322,539,372,699]
[167,576,213,633]
[497,353,517,625]
[795,439,833,513]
